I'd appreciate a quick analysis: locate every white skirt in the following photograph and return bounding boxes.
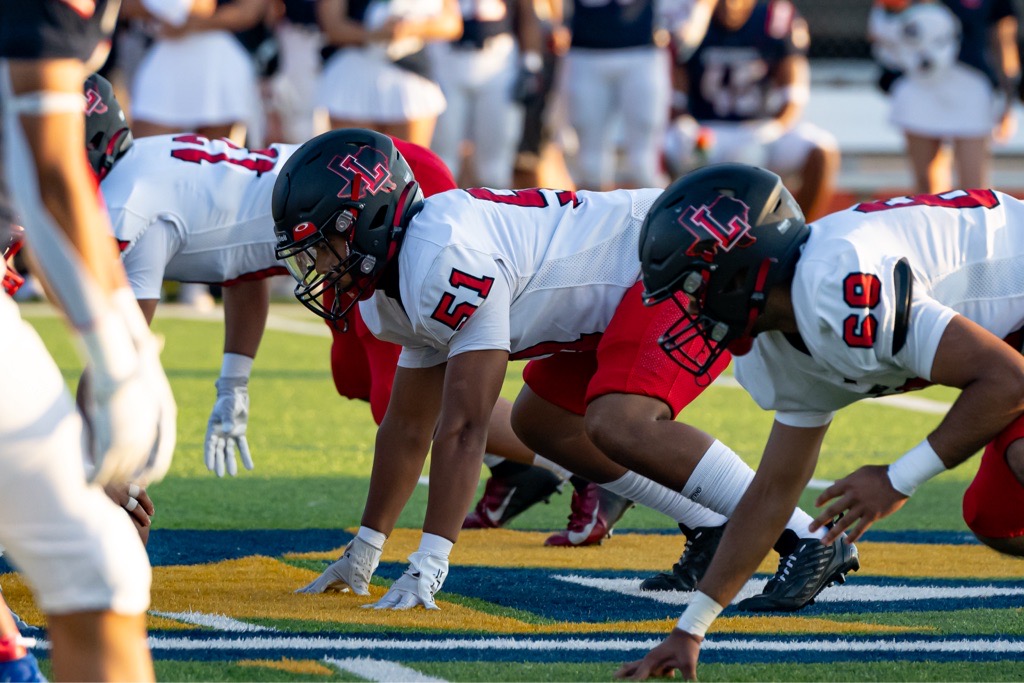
[317,47,446,123]
[131,31,259,127]
[889,63,1000,138]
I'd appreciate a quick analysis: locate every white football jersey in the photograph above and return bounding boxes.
[100,135,298,286]
[736,189,1024,427]
[360,187,661,368]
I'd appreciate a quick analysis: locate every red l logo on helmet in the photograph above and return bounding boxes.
[682,195,756,258]
[84,88,108,116]
[327,146,397,201]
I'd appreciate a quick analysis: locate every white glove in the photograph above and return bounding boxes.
[296,536,382,596]
[205,377,253,477]
[87,327,178,488]
[367,550,448,610]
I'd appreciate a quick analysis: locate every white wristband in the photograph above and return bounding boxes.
[357,525,387,550]
[887,439,946,496]
[220,352,254,379]
[675,591,724,638]
[419,532,454,558]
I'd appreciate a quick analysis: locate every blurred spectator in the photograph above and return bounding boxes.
[123,0,269,145]
[664,0,839,221]
[316,0,462,147]
[869,0,1020,193]
[561,0,671,190]
[513,0,575,189]
[430,0,541,188]
[264,0,326,143]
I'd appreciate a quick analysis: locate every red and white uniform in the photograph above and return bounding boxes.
[100,134,295,298]
[735,189,1024,538]
[362,187,728,416]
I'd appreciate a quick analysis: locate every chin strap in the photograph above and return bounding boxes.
[737,257,774,342]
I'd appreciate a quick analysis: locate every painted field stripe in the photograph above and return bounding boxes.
[139,634,1024,655]
[325,656,447,682]
[555,575,1024,606]
[149,610,275,632]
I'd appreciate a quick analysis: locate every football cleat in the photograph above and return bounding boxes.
[0,652,46,683]
[544,477,634,547]
[463,464,564,529]
[736,535,860,612]
[639,523,726,592]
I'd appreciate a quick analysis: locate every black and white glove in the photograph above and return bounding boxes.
[368,550,448,610]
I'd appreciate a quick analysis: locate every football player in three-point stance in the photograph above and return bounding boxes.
[273,128,856,611]
[622,164,1024,680]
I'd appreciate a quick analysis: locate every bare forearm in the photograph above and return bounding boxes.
[423,432,487,542]
[361,422,432,535]
[930,376,1024,468]
[222,279,269,359]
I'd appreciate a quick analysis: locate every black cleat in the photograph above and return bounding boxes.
[736,535,860,612]
[640,524,727,592]
[463,464,564,529]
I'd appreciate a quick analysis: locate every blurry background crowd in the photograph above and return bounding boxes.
[76,0,1024,305]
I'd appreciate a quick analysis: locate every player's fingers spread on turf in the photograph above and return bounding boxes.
[613,659,643,679]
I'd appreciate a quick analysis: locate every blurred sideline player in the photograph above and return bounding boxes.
[561,0,670,190]
[0,0,187,678]
[664,0,838,221]
[273,128,852,610]
[430,0,541,188]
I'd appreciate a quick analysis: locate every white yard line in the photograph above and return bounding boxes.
[554,575,1024,606]
[325,656,448,682]
[149,611,275,632]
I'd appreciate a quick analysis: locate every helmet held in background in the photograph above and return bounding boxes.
[84,72,134,181]
[271,128,422,322]
[639,163,808,376]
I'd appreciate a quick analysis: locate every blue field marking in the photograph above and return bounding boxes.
[146,529,355,567]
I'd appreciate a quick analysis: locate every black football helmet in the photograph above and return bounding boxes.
[272,128,422,321]
[639,163,808,376]
[84,73,133,181]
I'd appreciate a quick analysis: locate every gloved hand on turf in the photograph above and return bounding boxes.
[205,376,253,477]
[367,550,448,610]
[296,536,382,596]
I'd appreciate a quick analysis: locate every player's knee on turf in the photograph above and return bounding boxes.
[971,533,1024,557]
[963,438,1024,557]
